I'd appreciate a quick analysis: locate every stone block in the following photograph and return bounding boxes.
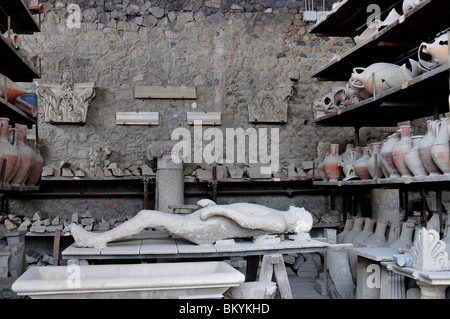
[51,215,60,226]
[112,167,125,177]
[62,168,74,177]
[4,219,17,232]
[45,225,63,232]
[98,222,110,231]
[224,282,277,299]
[32,211,41,221]
[41,165,55,177]
[81,218,95,226]
[30,225,46,233]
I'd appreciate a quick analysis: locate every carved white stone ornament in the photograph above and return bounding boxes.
[412,228,450,271]
[247,82,294,123]
[36,82,96,124]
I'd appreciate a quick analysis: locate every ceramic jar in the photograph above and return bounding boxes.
[392,125,413,177]
[25,139,43,186]
[337,219,354,244]
[419,33,449,69]
[418,120,442,175]
[363,218,388,247]
[431,117,450,174]
[367,142,383,179]
[389,220,416,250]
[354,147,372,179]
[318,161,328,181]
[404,135,428,177]
[10,124,36,187]
[0,118,20,185]
[323,144,342,181]
[342,217,364,244]
[380,132,401,178]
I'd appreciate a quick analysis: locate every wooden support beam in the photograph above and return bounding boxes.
[259,254,292,299]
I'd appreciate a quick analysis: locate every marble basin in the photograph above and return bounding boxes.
[12,261,245,299]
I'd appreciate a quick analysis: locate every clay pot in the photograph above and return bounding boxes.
[317,161,328,181]
[392,125,413,177]
[349,63,411,100]
[419,33,449,71]
[342,217,364,244]
[380,132,401,178]
[323,144,342,181]
[337,219,354,244]
[10,124,36,187]
[431,117,450,174]
[363,218,388,247]
[25,139,43,186]
[367,142,383,179]
[389,220,416,250]
[404,135,428,177]
[354,19,381,44]
[402,0,422,14]
[354,147,371,179]
[418,120,442,175]
[0,118,20,185]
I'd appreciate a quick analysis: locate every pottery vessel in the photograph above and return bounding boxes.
[0,118,20,185]
[342,217,364,244]
[337,219,354,244]
[323,144,342,181]
[431,117,450,174]
[363,218,388,247]
[404,135,427,177]
[10,124,36,187]
[380,132,401,178]
[367,142,383,179]
[25,139,43,186]
[442,216,450,256]
[418,120,442,175]
[419,33,449,71]
[349,63,411,100]
[354,147,372,179]
[402,0,422,14]
[354,19,380,44]
[389,220,416,250]
[317,161,328,181]
[392,125,413,177]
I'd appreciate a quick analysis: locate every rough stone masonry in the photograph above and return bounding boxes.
[11,0,355,222]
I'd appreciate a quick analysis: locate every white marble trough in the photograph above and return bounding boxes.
[12,261,245,299]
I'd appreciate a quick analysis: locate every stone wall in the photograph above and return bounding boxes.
[11,0,355,221]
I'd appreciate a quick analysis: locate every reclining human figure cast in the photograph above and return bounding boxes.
[69,199,314,248]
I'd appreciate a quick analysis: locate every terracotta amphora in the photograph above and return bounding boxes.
[389,220,416,250]
[380,132,401,178]
[0,118,20,185]
[431,117,450,174]
[419,33,449,70]
[418,120,442,175]
[25,139,43,186]
[337,218,354,244]
[354,146,371,179]
[363,218,388,247]
[392,125,413,177]
[404,135,428,177]
[10,124,36,187]
[367,142,383,179]
[323,144,342,181]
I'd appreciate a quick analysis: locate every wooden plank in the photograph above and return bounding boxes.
[134,86,196,99]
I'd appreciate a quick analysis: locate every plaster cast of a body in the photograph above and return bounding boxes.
[69,199,314,248]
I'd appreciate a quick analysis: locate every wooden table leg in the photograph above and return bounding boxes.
[259,254,292,299]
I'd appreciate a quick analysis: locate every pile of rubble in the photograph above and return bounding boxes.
[0,211,66,234]
[41,160,155,178]
[0,211,134,235]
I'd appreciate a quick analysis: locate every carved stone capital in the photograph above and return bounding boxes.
[412,228,450,271]
[247,82,294,123]
[36,82,96,124]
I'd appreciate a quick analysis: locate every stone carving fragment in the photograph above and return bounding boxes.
[247,82,294,123]
[69,199,313,248]
[412,228,450,271]
[36,82,96,124]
